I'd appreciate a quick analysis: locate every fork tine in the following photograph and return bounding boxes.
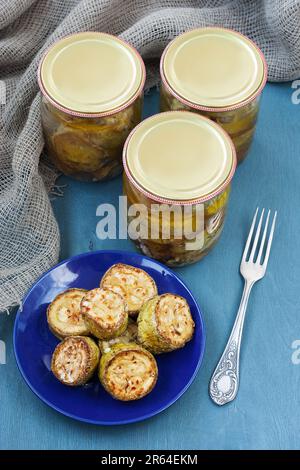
[256,210,270,264]
[242,207,259,261]
[249,208,265,262]
[262,211,277,268]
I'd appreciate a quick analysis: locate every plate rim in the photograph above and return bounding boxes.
[13,249,206,425]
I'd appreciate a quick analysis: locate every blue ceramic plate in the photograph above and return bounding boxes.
[14,250,205,425]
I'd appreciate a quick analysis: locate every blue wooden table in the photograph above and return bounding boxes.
[1,84,300,450]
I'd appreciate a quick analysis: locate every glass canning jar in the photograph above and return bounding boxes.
[123,111,236,267]
[38,32,145,181]
[160,28,267,164]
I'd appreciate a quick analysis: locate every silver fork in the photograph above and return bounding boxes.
[209,208,277,406]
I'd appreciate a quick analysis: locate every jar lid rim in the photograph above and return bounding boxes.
[160,27,267,112]
[38,32,146,117]
[123,111,237,205]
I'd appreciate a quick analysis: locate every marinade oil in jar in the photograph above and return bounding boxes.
[38,32,145,181]
[123,111,236,267]
[160,27,267,163]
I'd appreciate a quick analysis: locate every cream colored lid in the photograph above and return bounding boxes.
[40,32,144,114]
[125,111,235,202]
[162,28,265,108]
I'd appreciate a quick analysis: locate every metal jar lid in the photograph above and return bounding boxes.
[38,32,145,117]
[123,111,236,205]
[160,27,267,112]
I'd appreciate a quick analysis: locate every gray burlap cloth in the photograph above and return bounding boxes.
[0,0,299,312]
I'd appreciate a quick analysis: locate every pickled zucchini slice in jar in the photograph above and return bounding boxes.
[100,318,138,353]
[51,336,100,386]
[47,288,89,339]
[204,187,230,217]
[137,294,195,354]
[100,263,158,317]
[99,342,158,401]
[45,103,141,181]
[81,288,128,340]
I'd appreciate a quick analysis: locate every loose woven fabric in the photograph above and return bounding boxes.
[0,0,300,312]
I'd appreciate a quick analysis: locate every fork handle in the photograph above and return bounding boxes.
[209,279,254,406]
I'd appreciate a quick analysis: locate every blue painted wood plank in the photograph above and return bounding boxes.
[1,83,299,450]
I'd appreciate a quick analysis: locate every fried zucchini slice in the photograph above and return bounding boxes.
[81,288,128,340]
[100,263,157,317]
[47,288,89,339]
[100,318,138,353]
[99,342,158,401]
[51,336,100,386]
[137,294,195,354]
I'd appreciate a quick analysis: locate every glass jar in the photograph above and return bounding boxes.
[38,32,145,181]
[160,28,267,164]
[123,111,236,267]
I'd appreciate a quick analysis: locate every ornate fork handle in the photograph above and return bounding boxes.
[209,279,254,406]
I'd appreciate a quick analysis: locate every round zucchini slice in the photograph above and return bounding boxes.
[100,318,138,353]
[99,342,158,401]
[51,336,100,386]
[137,293,195,354]
[100,263,157,317]
[81,288,128,340]
[47,288,89,339]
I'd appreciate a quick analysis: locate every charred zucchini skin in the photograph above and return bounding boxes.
[47,288,89,339]
[81,288,128,340]
[99,318,138,353]
[137,294,194,354]
[137,296,171,354]
[87,315,128,341]
[99,342,158,401]
[100,263,158,317]
[51,336,100,386]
